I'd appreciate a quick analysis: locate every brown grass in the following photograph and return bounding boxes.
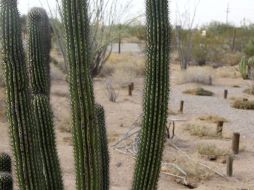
[232,99,254,110]
[176,66,213,85]
[184,124,217,138]
[198,115,228,123]
[183,87,214,96]
[197,144,230,157]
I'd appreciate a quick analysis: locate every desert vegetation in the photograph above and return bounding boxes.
[0,0,254,190]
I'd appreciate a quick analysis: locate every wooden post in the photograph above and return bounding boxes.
[179,100,184,113]
[128,84,133,96]
[216,121,224,137]
[226,155,234,177]
[130,82,134,91]
[232,133,240,154]
[224,89,228,99]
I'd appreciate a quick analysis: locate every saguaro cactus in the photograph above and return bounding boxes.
[27,8,63,190]
[132,0,171,189]
[0,0,44,189]
[95,104,109,190]
[0,153,11,173]
[0,172,13,190]
[62,0,103,189]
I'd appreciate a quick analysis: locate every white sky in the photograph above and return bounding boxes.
[18,0,254,26]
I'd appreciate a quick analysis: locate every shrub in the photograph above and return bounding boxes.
[183,87,214,96]
[232,99,254,110]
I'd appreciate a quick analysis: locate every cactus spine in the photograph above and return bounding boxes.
[0,153,11,173]
[0,172,13,190]
[0,0,45,189]
[95,104,109,190]
[239,56,248,79]
[27,8,63,190]
[62,0,103,189]
[132,0,171,189]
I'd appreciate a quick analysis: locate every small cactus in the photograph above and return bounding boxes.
[239,56,248,79]
[95,104,109,190]
[0,153,11,173]
[0,172,13,190]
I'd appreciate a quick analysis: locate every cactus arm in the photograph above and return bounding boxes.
[95,104,109,190]
[0,0,44,189]
[62,0,103,189]
[27,8,64,190]
[132,0,171,189]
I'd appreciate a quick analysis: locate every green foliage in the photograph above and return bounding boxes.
[0,153,11,173]
[27,8,63,190]
[0,172,13,190]
[0,0,45,189]
[62,0,104,189]
[95,104,109,190]
[244,39,254,57]
[239,56,248,79]
[132,0,170,189]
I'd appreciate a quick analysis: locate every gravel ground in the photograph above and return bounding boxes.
[170,81,254,138]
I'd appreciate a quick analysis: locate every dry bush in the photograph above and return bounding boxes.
[198,115,228,123]
[183,87,214,96]
[215,66,241,78]
[220,52,243,66]
[232,99,254,110]
[243,82,254,95]
[162,156,212,181]
[105,53,145,85]
[105,80,119,102]
[185,124,217,138]
[176,66,213,85]
[197,144,230,157]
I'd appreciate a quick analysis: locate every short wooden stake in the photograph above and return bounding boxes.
[216,121,224,137]
[179,100,184,113]
[226,155,234,177]
[130,82,134,91]
[128,84,133,96]
[232,133,240,154]
[224,89,228,99]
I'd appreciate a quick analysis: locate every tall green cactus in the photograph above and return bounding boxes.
[95,104,109,190]
[0,153,11,173]
[62,0,103,189]
[27,8,63,190]
[0,0,44,189]
[0,172,13,190]
[132,0,171,189]
[239,56,248,79]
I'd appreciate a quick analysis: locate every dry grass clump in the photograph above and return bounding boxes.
[176,66,213,85]
[220,52,242,66]
[162,156,212,181]
[185,124,216,138]
[243,88,254,95]
[198,115,228,123]
[232,99,254,110]
[183,87,214,96]
[197,144,230,157]
[102,53,145,86]
[215,66,241,78]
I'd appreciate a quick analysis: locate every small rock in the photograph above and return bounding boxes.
[208,155,217,161]
[116,162,122,168]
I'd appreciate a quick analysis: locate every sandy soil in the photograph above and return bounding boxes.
[0,64,254,190]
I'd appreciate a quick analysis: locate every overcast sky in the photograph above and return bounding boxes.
[18,0,254,26]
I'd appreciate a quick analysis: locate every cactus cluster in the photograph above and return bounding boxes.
[0,172,13,190]
[0,0,45,189]
[132,0,171,189]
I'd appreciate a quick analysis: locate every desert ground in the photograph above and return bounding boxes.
[0,50,254,190]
